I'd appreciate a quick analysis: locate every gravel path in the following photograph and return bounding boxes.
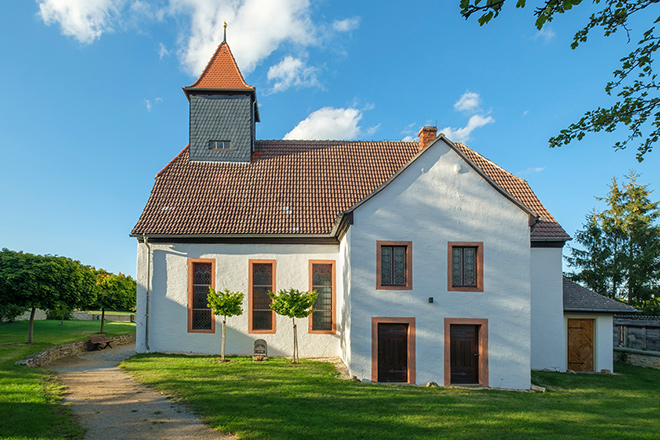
[49,344,234,440]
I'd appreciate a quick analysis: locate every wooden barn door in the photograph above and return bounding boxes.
[378,323,408,382]
[450,324,479,384]
[567,319,594,372]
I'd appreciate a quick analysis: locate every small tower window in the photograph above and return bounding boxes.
[209,140,231,150]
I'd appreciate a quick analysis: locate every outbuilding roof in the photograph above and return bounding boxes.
[132,140,570,241]
[563,277,638,313]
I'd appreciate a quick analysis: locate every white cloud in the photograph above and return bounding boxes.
[518,166,546,175]
[284,107,362,140]
[534,27,555,42]
[37,0,124,44]
[267,56,320,93]
[366,123,381,136]
[332,17,359,32]
[158,42,171,59]
[401,135,416,142]
[169,0,316,75]
[144,97,163,112]
[440,114,495,143]
[454,91,481,113]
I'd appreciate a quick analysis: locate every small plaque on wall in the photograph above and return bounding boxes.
[253,339,267,360]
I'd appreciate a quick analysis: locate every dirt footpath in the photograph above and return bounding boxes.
[49,344,234,440]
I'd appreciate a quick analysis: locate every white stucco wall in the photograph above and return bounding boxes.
[565,313,614,372]
[530,247,565,371]
[346,139,533,389]
[135,242,343,357]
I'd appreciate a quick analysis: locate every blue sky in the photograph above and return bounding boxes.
[1,1,658,277]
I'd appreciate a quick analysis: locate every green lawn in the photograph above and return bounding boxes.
[123,355,660,440]
[0,320,135,440]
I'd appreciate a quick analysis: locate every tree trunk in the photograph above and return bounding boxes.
[292,317,298,363]
[221,316,226,361]
[100,308,105,333]
[28,307,36,344]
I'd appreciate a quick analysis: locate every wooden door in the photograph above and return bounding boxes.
[567,319,594,371]
[378,323,408,382]
[450,324,479,384]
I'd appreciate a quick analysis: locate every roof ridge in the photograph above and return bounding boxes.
[454,142,526,183]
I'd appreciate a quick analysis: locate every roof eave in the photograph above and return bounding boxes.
[564,307,639,314]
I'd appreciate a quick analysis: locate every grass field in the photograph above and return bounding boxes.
[123,355,660,440]
[0,320,136,440]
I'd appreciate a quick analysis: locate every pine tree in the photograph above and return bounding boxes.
[567,172,660,306]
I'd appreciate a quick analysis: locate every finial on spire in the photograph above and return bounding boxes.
[223,22,227,43]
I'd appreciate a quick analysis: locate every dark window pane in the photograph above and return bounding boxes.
[253,287,272,310]
[192,309,212,330]
[253,264,272,286]
[381,246,393,285]
[393,246,406,285]
[193,285,210,308]
[312,264,332,286]
[452,248,463,286]
[312,311,332,331]
[253,311,272,330]
[463,247,477,286]
[193,263,212,285]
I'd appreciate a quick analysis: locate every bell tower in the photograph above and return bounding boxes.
[182,23,260,163]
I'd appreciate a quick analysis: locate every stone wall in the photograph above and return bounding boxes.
[15,333,136,368]
[72,311,135,322]
[614,347,660,370]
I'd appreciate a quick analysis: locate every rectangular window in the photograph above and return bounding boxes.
[209,140,231,150]
[377,241,412,290]
[188,259,215,333]
[448,242,484,292]
[249,260,276,333]
[309,261,335,334]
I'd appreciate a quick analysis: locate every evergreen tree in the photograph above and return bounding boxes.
[567,172,660,306]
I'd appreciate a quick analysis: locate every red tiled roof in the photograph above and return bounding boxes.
[132,140,569,241]
[186,42,253,90]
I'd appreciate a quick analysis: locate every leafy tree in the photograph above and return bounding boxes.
[94,271,137,333]
[0,303,27,323]
[566,172,660,306]
[459,0,660,161]
[0,249,97,343]
[268,288,318,363]
[206,287,244,361]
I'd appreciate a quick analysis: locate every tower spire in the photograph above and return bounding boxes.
[223,21,227,44]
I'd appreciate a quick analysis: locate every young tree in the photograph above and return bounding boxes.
[566,172,660,306]
[206,287,244,361]
[268,288,318,363]
[94,271,137,333]
[0,249,97,343]
[459,0,660,161]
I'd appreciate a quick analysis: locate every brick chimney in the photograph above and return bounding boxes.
[418,126,437,151]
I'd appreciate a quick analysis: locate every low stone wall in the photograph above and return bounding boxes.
[15,333,136,368]
[72,311,135,322]
[614,347,660,370]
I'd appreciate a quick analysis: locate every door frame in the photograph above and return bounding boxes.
[444,318,489,387]
[371,317,416,384]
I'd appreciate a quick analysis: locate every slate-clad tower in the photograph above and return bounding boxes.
[182,28,259,163]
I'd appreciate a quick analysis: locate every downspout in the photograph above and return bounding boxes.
[143,234,151,352]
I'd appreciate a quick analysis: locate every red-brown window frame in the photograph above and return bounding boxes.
[308,260,336,335]
[447,242,484,292]
[376,241,413,290]
[187,258,216,334]
[249,259,277,334]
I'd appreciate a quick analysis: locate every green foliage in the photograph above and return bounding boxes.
[268,288,318,319]
[0,303,27,322]
[207,287,244,319]
[94,271,136,312]
[566,172,660,307]
[268,288,318,362]
[46,304,73,321]
[0,249,98,342]
[459,0,660,161]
